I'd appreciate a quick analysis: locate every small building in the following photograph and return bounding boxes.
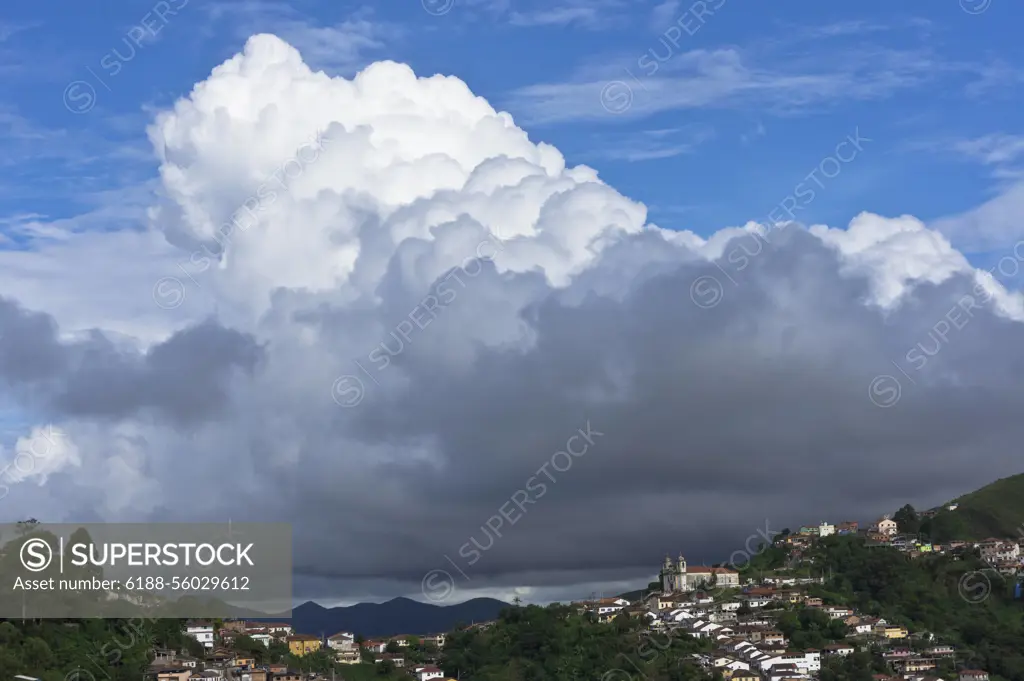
[363,640,388,654]
[959,671,989,681]
[877,625,909,639]
[327,631,355,651]
[286,634,322,656]
[336,649,361,664]
[153,668,191,681]
[153,649,177,665]
[423,633,446,648]
[185,622,215,649]
[271,673,302,681]
[414,666,445,681]
[874,517,898,536]
[824,643,854,656]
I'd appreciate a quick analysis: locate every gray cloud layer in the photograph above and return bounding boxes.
[0,298,262,426]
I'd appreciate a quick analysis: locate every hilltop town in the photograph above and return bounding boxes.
[561,511,1021,681]
[134,508,1024,681]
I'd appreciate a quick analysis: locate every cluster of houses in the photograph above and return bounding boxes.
[145,646,306,681]
[572,585,918,681]
[566,526,1004,681]
[778,513,1024,577]
[159,620,451,681]
[184,621,295,651]
[325,631,447,674]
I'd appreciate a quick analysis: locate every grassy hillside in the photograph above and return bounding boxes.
[922,472,1024,541]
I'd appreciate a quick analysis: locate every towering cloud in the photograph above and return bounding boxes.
[2,34,1023,603]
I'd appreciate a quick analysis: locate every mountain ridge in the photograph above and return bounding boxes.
[287,596,509,637]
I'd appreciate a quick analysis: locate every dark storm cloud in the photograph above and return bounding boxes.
[261,227,1024,600]
[0,297,263,425]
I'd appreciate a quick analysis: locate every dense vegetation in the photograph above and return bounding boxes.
[0,618,201,681]
[808,535,1024,681]
[440,604,714,681]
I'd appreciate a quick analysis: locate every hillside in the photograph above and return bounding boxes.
[289,596,509,638]
[921,472,1024,541]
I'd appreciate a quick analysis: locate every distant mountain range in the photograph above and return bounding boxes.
[286,596,510,638]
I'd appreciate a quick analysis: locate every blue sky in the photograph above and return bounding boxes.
[1,0,1022,248]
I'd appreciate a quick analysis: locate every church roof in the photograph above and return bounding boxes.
[686,566,738,574]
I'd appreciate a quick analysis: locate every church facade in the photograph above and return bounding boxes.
[660,554,740,592]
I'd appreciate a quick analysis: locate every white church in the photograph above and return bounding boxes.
[660,553,740,592]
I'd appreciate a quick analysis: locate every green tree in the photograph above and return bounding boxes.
[894,504,921,535]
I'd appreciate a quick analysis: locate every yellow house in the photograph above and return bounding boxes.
[233,655,255,667]
[880,626,908,639]
[287,634,322,656]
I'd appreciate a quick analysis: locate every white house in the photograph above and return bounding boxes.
[824,643,854,656]
[593,598,630,614]
[685,621,725,639]
[363,641,388,654]
[764,576,797,586]
[767,668,810,681]
[249,633,272,648]
[713,656,750,671]
[414,666,445,681]
[327,632,356,651]
[848,622,874,636]
[185,623,214,649]
[959,671,989,681]
[760,651,821,673]
[874,517,898,536]
[979,540,1020,563]
[742,594,772,608]
[247,623,292,636]
[818,522,835,537]
[824,606,853,619]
